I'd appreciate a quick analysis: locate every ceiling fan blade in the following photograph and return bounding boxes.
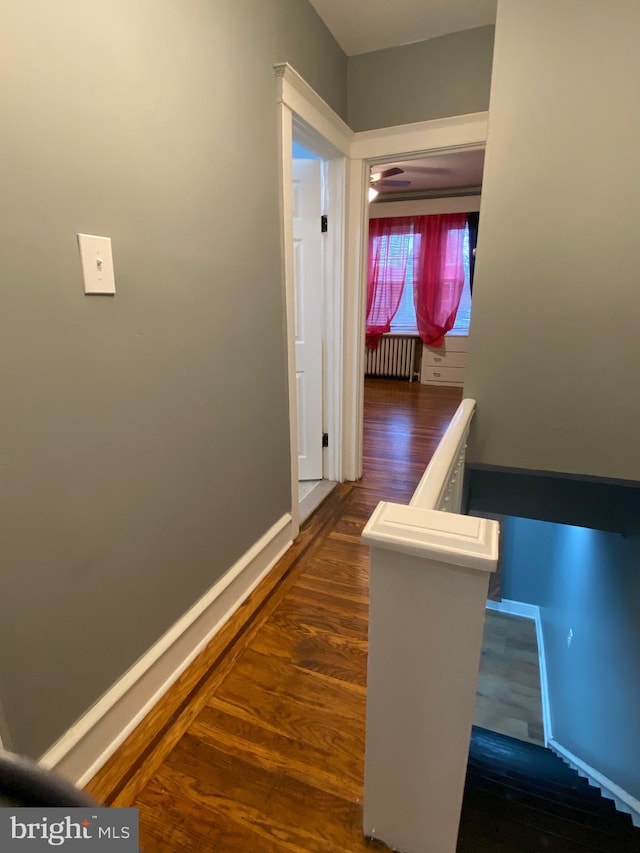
[379,167,404,179]
[370,166,405,182]
[377,179,412,187]
[405,166,452,175]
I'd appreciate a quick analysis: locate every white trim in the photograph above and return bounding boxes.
[485,598,538,620]
[277,101,301,531]
[350,112,489,162]
[343,156,369,479]
[274,63,352,156]
[299,479,336,525]
[362,502,498,572]
[410,399,475,511]
[549,739,640,828]
[275,64,350,495]
[534,607,552,745]
[485,598,552,745]
[322,157,346,483]
[39,513,294,787]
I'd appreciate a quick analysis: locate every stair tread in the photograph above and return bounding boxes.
[469,738,583,782]
[457,823,534,853]
[464,773,637,837]
[461,728,640,852]
[468,729,608,792]
[459,802,613,853]
[465,758,613,806]
[462,784,640,853]
[465,764,621,818]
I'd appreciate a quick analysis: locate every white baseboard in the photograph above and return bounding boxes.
[299,479,336,524]
[39,513,294,788]
[549,739,640,828]
[485,599,553,744]
[485,598,537,620]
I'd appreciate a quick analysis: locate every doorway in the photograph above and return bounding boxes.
[363,148,484,388]
[345,113,490,479]
[275,64,351,534]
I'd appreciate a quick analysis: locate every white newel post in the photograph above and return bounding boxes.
[362,502,499,853]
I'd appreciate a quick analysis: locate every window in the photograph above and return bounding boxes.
[390,224,472,335]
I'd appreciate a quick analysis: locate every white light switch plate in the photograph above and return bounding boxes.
[77,233,115,294]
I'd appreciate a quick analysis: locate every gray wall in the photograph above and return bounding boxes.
[347,26,494,131]
[465,0,640,482]
[0,0,346,757]
[502,516,640,800]
[467,467,640,536]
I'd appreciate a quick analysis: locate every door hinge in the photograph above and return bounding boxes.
[322,432,329,448]
[321,215,328,233]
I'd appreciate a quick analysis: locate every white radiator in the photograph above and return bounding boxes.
[365,336,420,381]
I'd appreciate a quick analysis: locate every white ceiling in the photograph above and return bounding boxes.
[371,150,485,199]
[309,0,497,56]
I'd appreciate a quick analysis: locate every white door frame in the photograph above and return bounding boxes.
[275,63,352,535]
[276,62,489,517]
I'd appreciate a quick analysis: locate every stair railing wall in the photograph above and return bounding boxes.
[361,398,499,853]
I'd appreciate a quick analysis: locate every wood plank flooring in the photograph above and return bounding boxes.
[86,379,541,851]
[476,611,544,746]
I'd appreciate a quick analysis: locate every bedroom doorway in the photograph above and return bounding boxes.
[345,113,489,479]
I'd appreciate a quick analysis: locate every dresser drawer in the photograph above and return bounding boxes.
[421,365,465,385]
[424,349,467,368]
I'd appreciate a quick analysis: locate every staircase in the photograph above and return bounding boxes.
[457,727,640,852]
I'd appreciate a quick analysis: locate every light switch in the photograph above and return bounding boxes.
[77,233,115,295]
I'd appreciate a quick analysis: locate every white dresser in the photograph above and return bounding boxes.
[421,334,468,387]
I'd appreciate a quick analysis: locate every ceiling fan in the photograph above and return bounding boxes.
[368,164,455,201]
[369,167,412,189]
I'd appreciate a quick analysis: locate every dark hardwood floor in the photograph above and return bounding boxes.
[86,379,463,851]
[86,379,640,851]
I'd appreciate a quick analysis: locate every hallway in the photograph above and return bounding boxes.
[87,379,461,850]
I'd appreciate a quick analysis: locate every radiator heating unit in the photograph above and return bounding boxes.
[365,335,421,381]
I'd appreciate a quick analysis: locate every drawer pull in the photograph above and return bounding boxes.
[434,357,442,362]
[433,372,441,377]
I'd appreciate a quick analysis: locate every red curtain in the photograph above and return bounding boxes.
[413,213,467,348]
[366,217,413,349]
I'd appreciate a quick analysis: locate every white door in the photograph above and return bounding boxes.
[292,158,323,480]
